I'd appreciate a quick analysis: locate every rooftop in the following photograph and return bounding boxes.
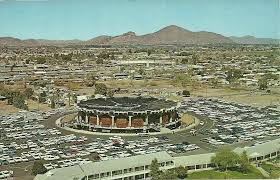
[78,97,177,112]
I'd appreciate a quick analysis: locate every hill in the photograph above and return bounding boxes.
[1,25,279,46]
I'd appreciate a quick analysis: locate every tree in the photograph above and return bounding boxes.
[50,96,55,109]
[175,166,188,179]
[10,64,16,72]
[24,88,34,99]
[182,90,190,97]
[159,169,177,180]
[138,68,145,75]
[258,78,268,90]
[95,83,108,96]
[239,151,250,173]
[147,49,152,56]
[150,158,161,180]
[32,160,47,175]
[36,57,47,64]
[175,73,190,88]
[107,89,114,97]
[13,93,28,110]
[39,91,47,103]
[192,54,199,65]
[226,69,243,83]
[181,58,189,64]
[96,58,104,64]
[211,148,240,171]
[210,78,219,88]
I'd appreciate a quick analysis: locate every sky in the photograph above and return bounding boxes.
[0,0,279,40]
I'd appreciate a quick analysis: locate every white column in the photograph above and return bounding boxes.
[129,116,132,127]
[145,116,148,125]
[85,114,89,123]
[159,116,163,124]
[170,116,173,123]
[111,116,115,127]
[96,115,100,125]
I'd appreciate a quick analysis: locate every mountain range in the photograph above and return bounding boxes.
[0,25,279,47]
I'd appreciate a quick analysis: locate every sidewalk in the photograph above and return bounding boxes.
[256,166,270,178]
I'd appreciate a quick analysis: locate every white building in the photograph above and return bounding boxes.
[34,138,280,180]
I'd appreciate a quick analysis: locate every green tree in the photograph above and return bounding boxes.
[107,89,114,97]
[258,78,268,90]
[226,69,243,83]
[138,68,145,75]
[24,87,34,99]
[147,49,152,56]
[211,148,240,171]
[50,96,55,109]
[39,91,47,103]
[239,151,250,173]
[175,166,188,179]
[36,57,47,64]
[175,73,190,88]
[159,169,178,180]
[181,58,189,64]
[210,78,219,88]
[150,158,161,180]
[96,58,104,64]
[95,83,108,96]
[32,160,47,175]
[182,90,190,97]
[192,54,199,65]
[13,93,28,110]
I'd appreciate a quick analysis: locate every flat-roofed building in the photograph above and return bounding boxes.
[34,151,175,180]
[35,138,280,180]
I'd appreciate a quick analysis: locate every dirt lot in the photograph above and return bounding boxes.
[61,113,76,123]
[0,162,34,180]
[191,87,280,107]
[0,101,19,115]
[27,100,51,111]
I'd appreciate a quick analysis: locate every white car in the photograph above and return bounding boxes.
[0,170,13,179]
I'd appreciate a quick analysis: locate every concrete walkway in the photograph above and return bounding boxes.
[55,115,200,137]
[256,166,270,178]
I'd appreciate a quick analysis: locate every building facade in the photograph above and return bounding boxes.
[74,97,181,133]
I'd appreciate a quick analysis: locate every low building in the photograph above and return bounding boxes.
[34,138,280,180]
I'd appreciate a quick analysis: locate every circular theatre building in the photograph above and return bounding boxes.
[75,97,181,133]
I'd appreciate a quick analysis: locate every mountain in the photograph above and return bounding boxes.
[86,35,112,45]
[0,37,81,47]
[87,25,234,45]
[35,39,82,45]
[0,25,279,46]
[138,25,233,45]
[230,35,280,44]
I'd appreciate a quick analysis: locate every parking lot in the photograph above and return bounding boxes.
[0,108,201,179]
[181,98,280,146]
[1,98,279,179]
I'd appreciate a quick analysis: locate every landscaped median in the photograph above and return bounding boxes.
[261,163,280,179]
[188,165,265,179]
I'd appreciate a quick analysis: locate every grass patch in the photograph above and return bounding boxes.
[261,163,280,179]
[181,113,194,125]
[188,166,264,179]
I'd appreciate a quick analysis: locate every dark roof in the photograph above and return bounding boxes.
[78,97,177,112]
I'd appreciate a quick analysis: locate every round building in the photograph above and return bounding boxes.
[75,96,181,133]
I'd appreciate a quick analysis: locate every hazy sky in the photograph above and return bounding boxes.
[0,0,279,40]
